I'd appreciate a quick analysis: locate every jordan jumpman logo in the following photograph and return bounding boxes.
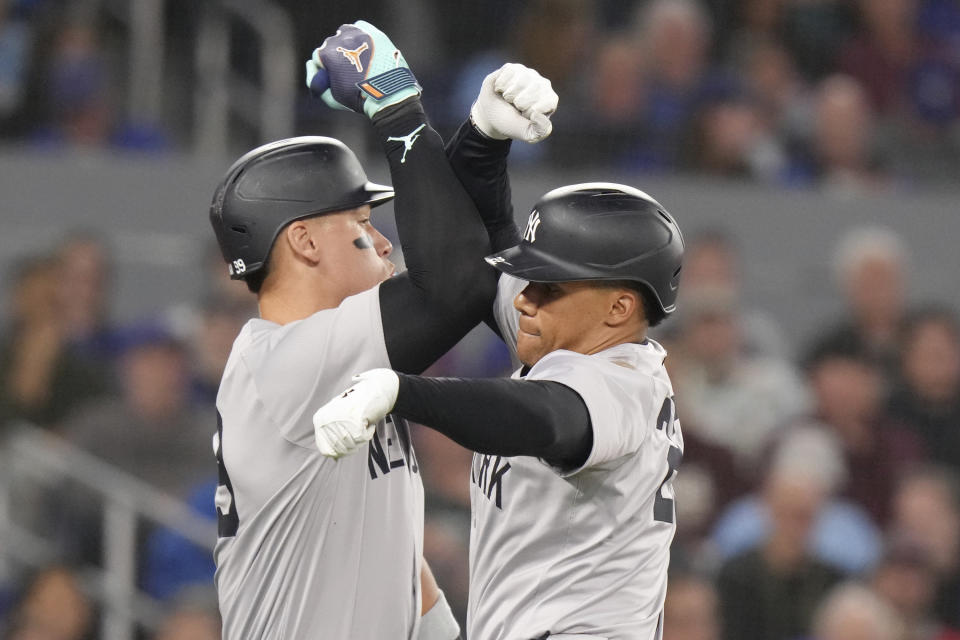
[387,124,426,164]
[337,42,369,73]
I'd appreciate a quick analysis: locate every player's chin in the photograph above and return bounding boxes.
[377,263,396,282]
[516,333,544,367]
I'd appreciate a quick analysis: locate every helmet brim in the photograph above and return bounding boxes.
[363,181,395,209]
[484,243,610,283]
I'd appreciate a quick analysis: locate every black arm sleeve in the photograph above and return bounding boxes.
[444,119,521,253]
[376,102,498,374]
[444,118,523,337]
[394,374,593,469]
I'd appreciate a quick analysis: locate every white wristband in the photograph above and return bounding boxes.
[417,590,460,640]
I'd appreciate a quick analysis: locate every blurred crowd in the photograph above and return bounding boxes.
[2,0,960,190]
[0,233,256,638]
[2,222,958,639]
[2,0,960,638]
[433,0,960,191]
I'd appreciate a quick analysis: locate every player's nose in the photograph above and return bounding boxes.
[514,287,538,316]
[370,225,392,258]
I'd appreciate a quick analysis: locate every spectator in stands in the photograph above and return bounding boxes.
[889,466,960,628]
[31,17,112,147]
[792,337,925,524]
[802,75,887,193]
[675,227,786,357]
[2,566,93,640]
[187,297,251,407]
[0,0,34,129]
[693,85,789,182]
[735,36,810,156]
[717,444,844,640]
[839,0,919,116]
[31,14,166,150]
[151,587,220,640]
[712,426,881,575]
[871,537,960,639]
[564,34,648,166]
[54,231,118,366]
[60,322,211,495]
[725,0,782,48]
[779,0,856,82]
[590,35,646,128]
[623,0,716,171]
[662,569,720,640]
[670,285,808,472]
[887,306,960,474]
[671,428,745,554]
[810,582,903,640]
[53,322,212,568]
[812,226,908,385]
[0,255,109,430]
[142,480,216,602]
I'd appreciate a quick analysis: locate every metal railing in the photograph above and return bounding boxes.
[97,0,296,153]
[194,0,297,154]
[0,424,216,640]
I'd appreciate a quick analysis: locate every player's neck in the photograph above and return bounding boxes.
[258,279,343,324]
[583,325,648,356]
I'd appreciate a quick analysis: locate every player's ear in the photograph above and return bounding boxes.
[284,220,322,266]
[606,287,641,328]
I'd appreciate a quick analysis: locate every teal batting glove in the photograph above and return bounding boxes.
[305,20,421,118]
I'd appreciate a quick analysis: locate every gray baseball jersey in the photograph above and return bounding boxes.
[213,286,424,639]
[468,275,683,640]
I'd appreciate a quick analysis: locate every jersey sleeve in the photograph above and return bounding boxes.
[492,274,525,366]
[240,286,390,448]
[526,350,656,474]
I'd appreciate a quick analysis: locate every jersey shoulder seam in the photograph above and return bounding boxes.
[236,348,316,451]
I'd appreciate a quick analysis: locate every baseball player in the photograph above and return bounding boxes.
[313,184,686,640]
[208,20,557,640]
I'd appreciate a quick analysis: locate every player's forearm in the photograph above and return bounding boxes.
[445,119,520,253]
[372,100,495,302]
[394,374,592,468]
[373,101,498,373]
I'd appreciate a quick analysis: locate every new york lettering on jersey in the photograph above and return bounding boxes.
[368,414,419,478]
[471,453,512,509]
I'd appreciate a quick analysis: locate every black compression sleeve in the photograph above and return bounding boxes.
[444,119,522,337]
[394,374,593,469]
[376,102,497,374]
[445,119,521,253]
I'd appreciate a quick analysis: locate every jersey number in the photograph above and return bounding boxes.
[653,397,682,524]
[214,411,239,537]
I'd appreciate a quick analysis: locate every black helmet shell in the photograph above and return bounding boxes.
[209,136,394,280]
[485,182,684,315]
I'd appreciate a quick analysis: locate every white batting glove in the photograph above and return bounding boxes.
[312,369,400,459]
[470,63,558,143]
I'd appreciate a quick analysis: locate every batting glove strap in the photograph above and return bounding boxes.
[417,591,460,640]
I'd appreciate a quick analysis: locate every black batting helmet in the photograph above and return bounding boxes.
[485,182,684,317]
[209,136,394,280]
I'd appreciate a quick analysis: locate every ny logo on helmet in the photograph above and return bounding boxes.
[523,211,542,243]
